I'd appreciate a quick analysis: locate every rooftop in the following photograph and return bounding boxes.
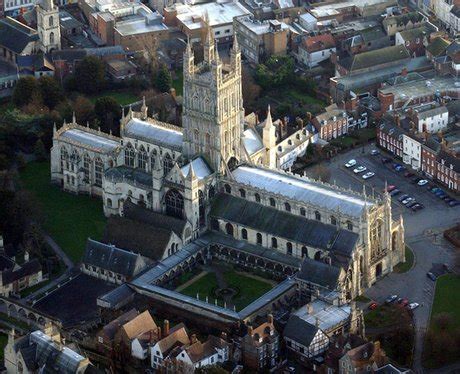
[114,15,168,36]
[294,299,351,332]
[59,127,120,153]
[236,15,289,35]
[124,118,183,149]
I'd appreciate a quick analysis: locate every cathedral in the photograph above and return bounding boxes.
[50,28,405,301]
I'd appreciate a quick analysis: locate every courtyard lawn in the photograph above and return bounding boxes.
[180,272,219,300]
[364,304,403,329]
[224,271,273,311]
[88,91,139,106]
[430,274,460,329]
[19,162,106,263]
[394,246,415,274]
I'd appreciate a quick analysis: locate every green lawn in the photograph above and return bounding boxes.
[172,70,183,96]
[88,91,139,106]
[223,271,273,311]
[430,274,460,329]
[19,162,106,262]
[286,89,325,106]
[364,304,403,328]
[180,272,219,300]
[394,246,415,273]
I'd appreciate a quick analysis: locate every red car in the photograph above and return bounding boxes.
[368,302,378,310]
[398,298,409,307]
[386,185,396,192]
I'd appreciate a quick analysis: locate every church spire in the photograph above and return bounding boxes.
[264,105,273,129]
[203,12,215,64]
[187,162,197,181]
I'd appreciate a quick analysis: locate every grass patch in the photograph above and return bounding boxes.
[180,272,219,300]
[223,271,273,311]
[430,274,460,329]
[364,304,403,329]
[285,89,325,106]
[0,333,7,361]
[88,91,139,106]
[19,161,106,262]
[172,70,183,96]
[394,246,414,273]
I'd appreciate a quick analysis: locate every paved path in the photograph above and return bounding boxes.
[23,270,72,302]
[43,234,74,269]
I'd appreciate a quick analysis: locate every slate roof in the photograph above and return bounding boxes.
[232,165,372,218]
[451,5,460,18]
[124,118,183,149]
[398,24,435,41]
[180,157,213,180]
[51,49,87,62]
[97,284,136,309]
[59,128,120,153]
[2,259,42,285]
[284,315,319,347]
[105,165,152,187]
[0,17,39,54]
[338,45,410,72]
[382,12,424,28]
[103,216,172,261]
[210,193,359,255]
[426,37,451,57]
[296,258,342,289]
[83,239,145,278]
[242,127,264,155]
[123,200,187,237]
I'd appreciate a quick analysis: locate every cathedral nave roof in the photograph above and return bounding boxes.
[232,166,372,218]
[180,157,213,180]
[60,128,120,153]
[124,118,183,149]
[242,128,264,155]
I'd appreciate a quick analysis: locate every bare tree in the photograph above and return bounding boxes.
[135,35,160,73]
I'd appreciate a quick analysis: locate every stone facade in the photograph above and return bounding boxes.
[36,0,61,52]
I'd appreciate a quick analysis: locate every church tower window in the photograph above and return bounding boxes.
[138,146,147,170]
[163,153,173,175]
[241,228,248,240]
[165,189,184,219]
[125,143,135,167]
[49,16,53,27]
[50,32,55,45]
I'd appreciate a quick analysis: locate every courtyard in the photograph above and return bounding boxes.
[19,161,106,262]
[175,262,276,312]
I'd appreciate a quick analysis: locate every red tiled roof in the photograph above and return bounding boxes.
[303,34,335,53]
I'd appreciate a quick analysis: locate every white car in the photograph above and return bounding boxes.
[417,179,428,186]
[345,159,357,168]
[353,166,367,174]
[408,302,419,310]
[402,197,414,205]
[371,149,380,155]
[362,172,375,179]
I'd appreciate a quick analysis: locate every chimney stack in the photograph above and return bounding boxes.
[163,320,170,338]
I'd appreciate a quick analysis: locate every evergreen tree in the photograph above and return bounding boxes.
[38,76,63,109]
[74,56,106,94]
[154,64,172,93]
[12,77,40,107]
[94,96,121,135]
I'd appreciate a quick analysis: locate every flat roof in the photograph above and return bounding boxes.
[115,17,168,36]
[236,16,289,35]
[60,127,120,153]
[294,299,351,332]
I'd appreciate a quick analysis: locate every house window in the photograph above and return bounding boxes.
[239,188,246,198]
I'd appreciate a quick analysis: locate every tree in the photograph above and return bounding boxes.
[12,77,40,107]
[73,96,95,126]
[241,65,261,111]
[94,96,121,135]
[38,76,63,109]
[74,56,106,94]
[34,139,47,161]
[154,64,172,93]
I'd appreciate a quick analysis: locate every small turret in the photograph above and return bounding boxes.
[263,105,276,149]
[141,96,148,120]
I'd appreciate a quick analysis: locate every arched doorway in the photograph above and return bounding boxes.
[165,189,184,219]
[227,157,238,171]
[375,263,382,278]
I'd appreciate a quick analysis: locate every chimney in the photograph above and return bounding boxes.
[267,314,274,324]
[247,325,253,336]
[157,326,162,340]
[191,334,197,344]
[315,317,320,328]
[163,320,170,337]
[307,304,313,315]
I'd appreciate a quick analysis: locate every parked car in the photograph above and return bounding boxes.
[417,179,428,186]
[371,149,380,155]
[386,185,396,192]
[353,166,367,174]
[444,198,454,204]
[393,163,401,169]
[449,200,460,207]
[437,193,447,199]
[404,171,414,178]
[431,188,442,194]
[406,201,418,208]
[408,302,420,310]
[382,157,391,164]
[402,197,415,205]
[362,172,375,179]
[345,159,357,168]
[395,165,406,172]
[412,204,424,211]
[398,194,410,202]
[390,189,401,196]
[368,302,378,310]
[399,298,409,307]
[427,272,437,281]
[385,295,398,304]
[441,195,451,201]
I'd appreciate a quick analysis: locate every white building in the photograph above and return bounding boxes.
[297,33,336,68]
[175,335,230,370]
[298,13,317,32]
[403,134,422,170]
[414,105,449,133]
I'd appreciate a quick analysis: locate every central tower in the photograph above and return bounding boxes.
[182,26,243,174]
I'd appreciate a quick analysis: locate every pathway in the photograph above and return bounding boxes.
[174,271,208,292]
[43,234,74,269]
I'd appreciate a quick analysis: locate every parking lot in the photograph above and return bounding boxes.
[301,144,459,370]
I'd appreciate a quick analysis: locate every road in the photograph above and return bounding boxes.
[301,144,459,372]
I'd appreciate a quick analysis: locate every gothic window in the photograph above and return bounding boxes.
[287,242,293,255]
[208,185,215,199]
[347,220,353,231]
[301,246,307,258]
[49,16,53,27]
[50,32,55,45]
[314,251,322,261]
[255,193,260,203]
[239,188,246,198]
[225,223,234,237]
[331,216,337,225]
[60,147,68,170]
[224,184,231,194]
[256,233,262,245]
[125,143,135,167]
[285,202,291,212]
[271,237,278,248]
[83,154,91,183]
[198,190,205,226]
[150,149,157,170]
[242,228,248,240]
[163,153,173,175]
[95,158,103,187]
[269,198,276,207]
[165,189,184,219]
[300,207,306,216]
[315,211,321,221]
[371,219,383,257]
[107,198,112,208]
[138,146,147,170]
